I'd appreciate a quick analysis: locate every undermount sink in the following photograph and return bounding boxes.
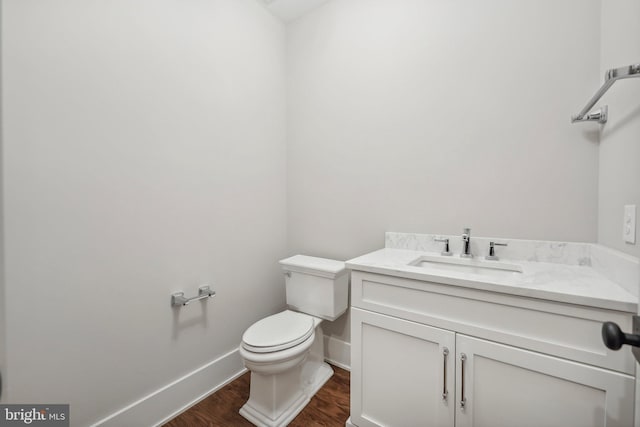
[408,254,523,278]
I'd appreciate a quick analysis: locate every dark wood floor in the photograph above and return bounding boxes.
[164,364,350,427]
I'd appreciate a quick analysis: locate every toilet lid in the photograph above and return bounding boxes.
[242,311,314,353]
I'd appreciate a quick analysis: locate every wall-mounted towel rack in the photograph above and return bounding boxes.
[572,63,640,124]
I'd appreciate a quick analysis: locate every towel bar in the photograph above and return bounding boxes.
[572,63,640,124]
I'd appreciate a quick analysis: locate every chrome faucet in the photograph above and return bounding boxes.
[461,228,472,258]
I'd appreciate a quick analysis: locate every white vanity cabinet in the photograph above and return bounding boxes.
[349,271,636,427]
[351,308,455,427]
[455,335,633,427]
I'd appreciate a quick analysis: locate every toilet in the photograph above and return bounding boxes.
[239,255,349,427]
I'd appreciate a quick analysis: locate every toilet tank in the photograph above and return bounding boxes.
[279,255,349,321]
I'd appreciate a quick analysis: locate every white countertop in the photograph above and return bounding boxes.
[346,248,638,313]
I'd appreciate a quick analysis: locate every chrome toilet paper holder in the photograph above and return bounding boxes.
[171,285,216,307]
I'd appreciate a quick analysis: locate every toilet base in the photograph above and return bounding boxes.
[303,360,333,398]
[240,322,334,427]
[240,391,309,427]
[239,361,334,427]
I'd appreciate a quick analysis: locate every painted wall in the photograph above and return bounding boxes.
[598,0,640,258]
[0,1,4,399]
[1,0,286,425]
[597,2,640,420]
[1,0,635,424]
[287,0,602,343]
[266,0,331,22]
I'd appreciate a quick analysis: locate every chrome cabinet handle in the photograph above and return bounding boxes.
[442,347,449,400]
[460,353,467,409]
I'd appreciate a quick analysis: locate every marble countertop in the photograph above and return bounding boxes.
[346,248,638,313]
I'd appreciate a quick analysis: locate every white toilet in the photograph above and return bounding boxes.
[239,255,349,427]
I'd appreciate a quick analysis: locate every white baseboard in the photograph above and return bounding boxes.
[91,348,246,427]
[324,335,350,371]
[91,337,347,427]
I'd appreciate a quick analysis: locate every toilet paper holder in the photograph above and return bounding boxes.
[171,285,216,307]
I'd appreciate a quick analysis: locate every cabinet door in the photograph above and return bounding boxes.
[351,307,455,427]
[455,334,635,427]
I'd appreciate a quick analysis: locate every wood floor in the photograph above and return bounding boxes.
[164,364,350,427]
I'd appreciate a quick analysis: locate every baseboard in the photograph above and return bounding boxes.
[91,348,246,427]
[323,335,350,371]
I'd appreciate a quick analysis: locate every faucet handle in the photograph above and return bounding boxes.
[486,241,508,261]
[434,238,453,256]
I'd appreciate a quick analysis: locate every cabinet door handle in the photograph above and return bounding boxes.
[442,347,449,400]
[460,353,467,409]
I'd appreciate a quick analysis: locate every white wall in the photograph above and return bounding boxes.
[2,0,635,423]
[1,1,286,425]
[598,0,640,258]
[0,0,5,398]
[287,0,602,343]
[599,3,640,423]
[266,0,331,22]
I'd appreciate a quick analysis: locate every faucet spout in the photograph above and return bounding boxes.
[461,227,473,258]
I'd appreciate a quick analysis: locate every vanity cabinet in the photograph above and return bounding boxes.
[351,308,455,427]
[455,335,633,427]
[349,271,636,427]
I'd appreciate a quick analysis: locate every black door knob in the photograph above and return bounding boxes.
[602,321,640,350]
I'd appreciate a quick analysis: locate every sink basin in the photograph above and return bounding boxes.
[408,255,523,278]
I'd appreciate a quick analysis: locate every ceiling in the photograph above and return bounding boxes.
[261,0,330,22]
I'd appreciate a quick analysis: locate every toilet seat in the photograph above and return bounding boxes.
[242,310,314,353]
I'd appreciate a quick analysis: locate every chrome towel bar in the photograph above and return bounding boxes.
[171,285,216,307]
[572,63,640,124]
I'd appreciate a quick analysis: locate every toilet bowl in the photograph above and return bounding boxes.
[239,255,349,427]
[239,310,332,427]
[240,310,316,376]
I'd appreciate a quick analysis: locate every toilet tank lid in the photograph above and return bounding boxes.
[279,255,347,277]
